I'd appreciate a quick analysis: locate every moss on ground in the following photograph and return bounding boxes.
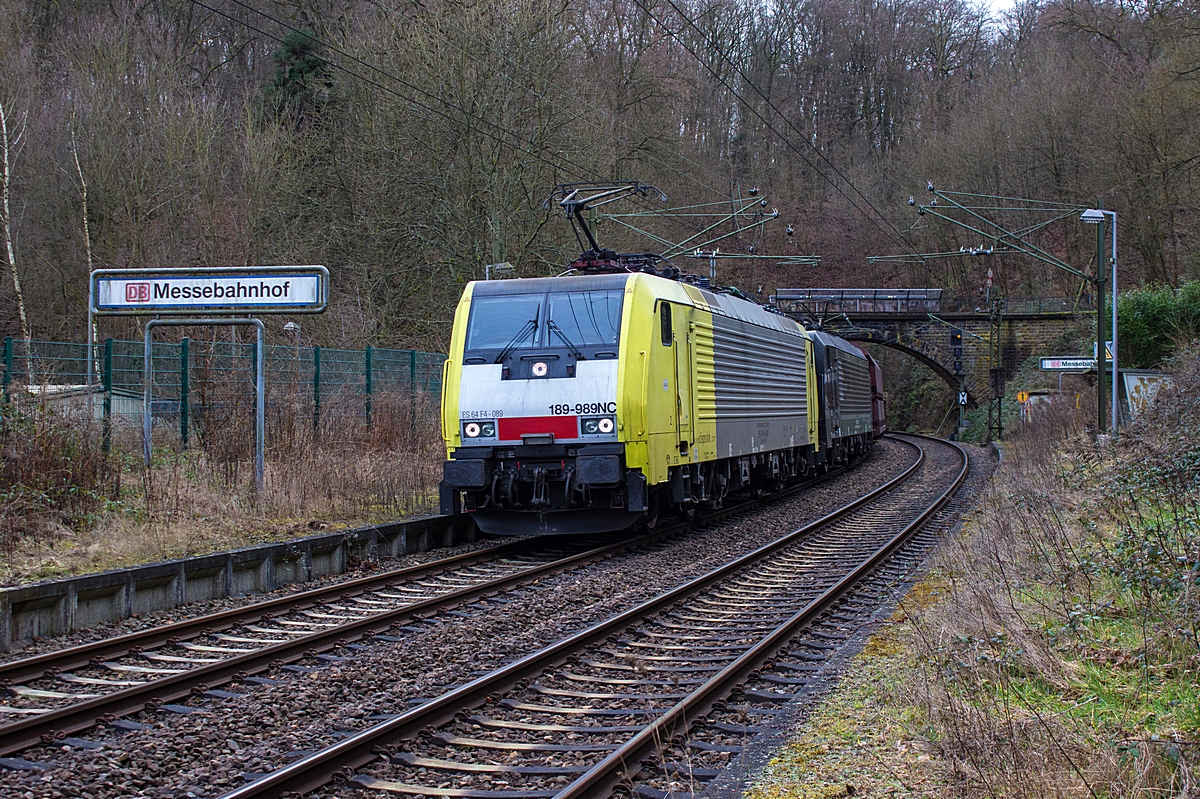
[745,612,950,799]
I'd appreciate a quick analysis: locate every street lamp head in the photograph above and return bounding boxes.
[1080,208,1106,224]
[484,262,514,280]
[284,321,300,333]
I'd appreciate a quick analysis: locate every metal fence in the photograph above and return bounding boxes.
[1,336,447,445]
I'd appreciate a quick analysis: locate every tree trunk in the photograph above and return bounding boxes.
[0,98,30,353]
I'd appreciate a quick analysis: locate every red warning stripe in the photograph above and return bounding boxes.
[497,415,578,441]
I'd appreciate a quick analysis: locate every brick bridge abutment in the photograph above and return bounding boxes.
[774,294,1093,408]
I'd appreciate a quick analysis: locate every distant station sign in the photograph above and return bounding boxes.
[1040,357,1096,371]
[92,266,328,316]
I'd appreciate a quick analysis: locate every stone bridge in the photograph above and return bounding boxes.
[771,290,1094,408]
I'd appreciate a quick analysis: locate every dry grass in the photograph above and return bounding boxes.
[747,349,1199,799]
[0,389,443,584]
[744,618,952,799]
[894,349,1200,798]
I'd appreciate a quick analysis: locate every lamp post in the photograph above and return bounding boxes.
[910,187,1121,440]
[284,321,301,389]
[1080,207,1118,434]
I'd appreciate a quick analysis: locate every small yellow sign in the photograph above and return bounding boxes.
[1016,391,1030,403]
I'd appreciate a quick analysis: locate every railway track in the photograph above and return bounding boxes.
[216,434,966,799]
[0,537,600,755]
[0,453,868,758]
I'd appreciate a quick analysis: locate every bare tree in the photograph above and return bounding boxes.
[70,117,99,384]
[0,97,29,350]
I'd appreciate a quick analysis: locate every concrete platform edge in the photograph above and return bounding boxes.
[0,513,478,652]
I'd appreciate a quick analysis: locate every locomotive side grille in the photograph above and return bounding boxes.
[836,352,873,435]
[711,317,807,419]
[708,314,810,455]
[693,320,717,424]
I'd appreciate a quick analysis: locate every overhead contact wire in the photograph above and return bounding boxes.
[634,0,920,257]
[209,0,747,256]
[402,10,733,200]
[194,0,596,183]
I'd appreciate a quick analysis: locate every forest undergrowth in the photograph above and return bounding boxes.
[747,346,1200,799]
[0,391,442,585]
[905,346,1200,797]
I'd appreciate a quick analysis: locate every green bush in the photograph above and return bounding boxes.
[1111,281,1200,368]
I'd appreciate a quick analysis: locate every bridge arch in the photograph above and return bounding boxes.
[775,295,1090,415]
[838,330,977,408]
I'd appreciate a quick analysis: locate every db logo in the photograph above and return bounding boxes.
[125,282,151,302]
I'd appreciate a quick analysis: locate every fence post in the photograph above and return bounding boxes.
[409,349,417,436]
[365,345,374,426]
[103,338,113,453]
[312,345,321,433]
[180,337,190,449]
[2,336,10,403]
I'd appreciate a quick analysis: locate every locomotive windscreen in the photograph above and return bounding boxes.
[466,295,543,350]
[465,289,624,352]
[548,291,623,347]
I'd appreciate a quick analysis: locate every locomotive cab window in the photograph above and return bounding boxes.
[548,290,624,348]
[465,295,543,351]
[660,301,673,346]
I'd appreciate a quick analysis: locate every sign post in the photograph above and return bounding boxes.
[91,266,329,493]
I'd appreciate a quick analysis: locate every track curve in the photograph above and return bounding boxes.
[215,435,966,799]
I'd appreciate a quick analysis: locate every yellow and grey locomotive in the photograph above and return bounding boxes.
[440,266,883,534]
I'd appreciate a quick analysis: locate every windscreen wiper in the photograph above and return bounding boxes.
[547,320,585,360]
[494,315,538,364]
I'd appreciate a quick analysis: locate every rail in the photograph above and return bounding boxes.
[219,436,963,798]
[0,456,862,757]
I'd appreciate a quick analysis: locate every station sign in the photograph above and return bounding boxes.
[1040,357,1096,371]
[92,266,328,316]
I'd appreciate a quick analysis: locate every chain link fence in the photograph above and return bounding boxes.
[1,337,446,448]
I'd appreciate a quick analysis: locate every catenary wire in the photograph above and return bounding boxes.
[396,6,733,199]
[199,0,802,265]
[194,0,598,183]
[209,0,744,255]
[634,0,920,257]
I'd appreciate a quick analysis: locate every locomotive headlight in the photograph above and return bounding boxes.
[462,420,496,439]
[581,416,616,436]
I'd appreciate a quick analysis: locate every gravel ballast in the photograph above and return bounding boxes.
[0,441,915,799]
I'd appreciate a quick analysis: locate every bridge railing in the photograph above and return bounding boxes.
[937,296,1095,315]
[772,292,1094,316]
[772,288,942,315]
